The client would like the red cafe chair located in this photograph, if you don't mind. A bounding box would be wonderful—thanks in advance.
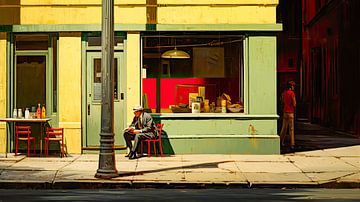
[141,123,164,157]
[15,126,36,156]
[45,127,65,157]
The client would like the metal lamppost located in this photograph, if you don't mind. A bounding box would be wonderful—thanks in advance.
[95,0,118,179]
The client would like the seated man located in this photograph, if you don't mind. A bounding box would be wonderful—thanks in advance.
[123,105,157,159]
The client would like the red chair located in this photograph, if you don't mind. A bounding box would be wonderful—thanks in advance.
[141,123,164,157]
[15,126,36,156]
[44,128,65,157]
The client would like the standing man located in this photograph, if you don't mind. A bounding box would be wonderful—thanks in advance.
[280,81,296,150]
[123,106,156,159]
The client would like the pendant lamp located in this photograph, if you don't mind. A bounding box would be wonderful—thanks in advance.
[161,47,190,59]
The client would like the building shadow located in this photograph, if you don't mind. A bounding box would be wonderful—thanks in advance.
[281,121,360,154]
[117,160,234,177]
[161,130,174,155]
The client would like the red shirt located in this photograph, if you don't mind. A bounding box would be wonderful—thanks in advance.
[283,89,295,113]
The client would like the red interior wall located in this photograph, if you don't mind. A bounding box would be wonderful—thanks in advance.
[143,78,239,109]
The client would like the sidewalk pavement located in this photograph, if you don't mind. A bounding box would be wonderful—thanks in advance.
[0,145,359,189]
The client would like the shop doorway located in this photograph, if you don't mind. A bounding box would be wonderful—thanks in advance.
[85,52,126,148]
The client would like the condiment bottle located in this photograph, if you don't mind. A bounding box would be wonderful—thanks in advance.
[41,104,46,118]
[13,109,17,118]
[204,99,210,113]
[36,103,42,118]
[18,108,23,118]
[25,108,30,119]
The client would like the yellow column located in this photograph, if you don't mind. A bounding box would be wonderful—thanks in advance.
[126,32,141,125]
[58,32,82,154]
[0,33,7,153]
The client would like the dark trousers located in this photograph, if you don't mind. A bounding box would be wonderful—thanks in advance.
[123,132,155,153]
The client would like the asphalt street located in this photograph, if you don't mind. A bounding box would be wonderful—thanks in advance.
[0,189,360,202]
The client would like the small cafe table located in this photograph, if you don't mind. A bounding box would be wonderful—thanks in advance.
[0,118,51,157]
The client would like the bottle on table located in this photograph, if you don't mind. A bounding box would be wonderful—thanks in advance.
[25,108,30,119]
[36,103,42,119]
[13,109,17,118]
[204,99,210,113]
[18,108,23,118]
[42,104,46,118]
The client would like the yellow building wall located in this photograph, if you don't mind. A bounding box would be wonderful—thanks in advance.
[158,6,276,24]
[126,32,141,126]
[19,0,146,24]
[58,33,82,153]
[157,0,277,24]
[0,33,7,153]
[20,7,146,25]
[2,0,277,25]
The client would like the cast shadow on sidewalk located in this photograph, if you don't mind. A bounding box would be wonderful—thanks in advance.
[117,160,234,178]
[281,121,360,154]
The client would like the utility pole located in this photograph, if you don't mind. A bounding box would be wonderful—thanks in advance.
[95,0,118,179]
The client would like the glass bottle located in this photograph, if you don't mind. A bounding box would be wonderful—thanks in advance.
[25,108,30,119]
[42,104,46,118]
[204,99,210,113]
[36,103,42,119]
[13,109,17,118]
[18,108,23,118]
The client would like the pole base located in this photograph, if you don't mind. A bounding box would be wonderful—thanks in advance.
[95,170,119,179]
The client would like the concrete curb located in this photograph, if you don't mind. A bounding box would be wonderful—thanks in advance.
[1,181,359,189]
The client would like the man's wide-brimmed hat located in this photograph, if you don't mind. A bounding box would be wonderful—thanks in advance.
[133,105,143,112]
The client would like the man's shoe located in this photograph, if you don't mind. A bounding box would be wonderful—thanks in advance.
[129,152,137,160]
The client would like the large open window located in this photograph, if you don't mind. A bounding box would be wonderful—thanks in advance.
[142,33,244,113]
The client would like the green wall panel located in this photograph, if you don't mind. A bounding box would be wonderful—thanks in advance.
[158,119,277,136]
[248,36,277,115]
[162,137,279,155]
[151,117,279,154]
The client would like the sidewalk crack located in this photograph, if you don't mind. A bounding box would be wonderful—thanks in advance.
[286,156,315,183]
[52,155,82,185]
[337,156,360,170]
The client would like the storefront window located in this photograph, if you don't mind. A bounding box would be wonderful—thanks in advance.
[16,56,46,110]
[14,34,58,115]
[142,34,244,113]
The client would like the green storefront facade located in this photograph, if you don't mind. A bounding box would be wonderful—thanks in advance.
[0,1,281,155]
[150,34,280,154]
